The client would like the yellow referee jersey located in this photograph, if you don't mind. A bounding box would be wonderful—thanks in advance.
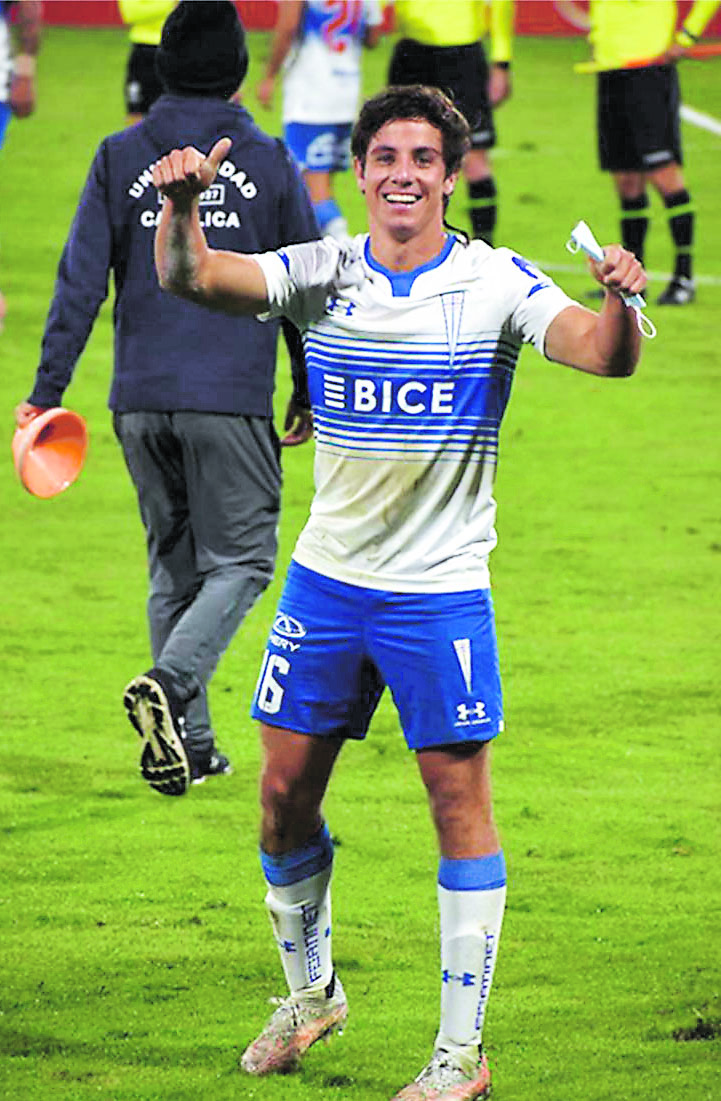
[393,0,514,63]
[588,0,719,71]
[118,0,176,46]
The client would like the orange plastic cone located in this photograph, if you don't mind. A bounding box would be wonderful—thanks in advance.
[12,408,88,498]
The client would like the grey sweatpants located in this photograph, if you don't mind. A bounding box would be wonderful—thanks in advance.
[114,411,281,755]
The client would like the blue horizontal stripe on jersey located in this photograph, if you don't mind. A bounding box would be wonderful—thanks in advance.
[304,338,520,372]
[315,414,500,432]
[313,442,499,463]
[306,352,518,376]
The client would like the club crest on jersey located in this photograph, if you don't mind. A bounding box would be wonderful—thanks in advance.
[440,291,466,368]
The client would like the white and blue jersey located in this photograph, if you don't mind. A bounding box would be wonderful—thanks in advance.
[255,233,575,594]
[282,0,383,125]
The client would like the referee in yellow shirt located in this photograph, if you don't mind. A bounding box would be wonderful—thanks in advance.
[586,0,719,305]
[389,0,513,245]
[119,0,176,125]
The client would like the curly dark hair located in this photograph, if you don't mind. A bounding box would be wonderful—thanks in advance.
[351,84,471,178]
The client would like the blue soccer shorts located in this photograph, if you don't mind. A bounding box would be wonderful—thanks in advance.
[283,121,352,174]
[250,561,503,751]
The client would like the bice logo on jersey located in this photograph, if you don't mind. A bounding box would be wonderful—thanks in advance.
[323,372,455,415]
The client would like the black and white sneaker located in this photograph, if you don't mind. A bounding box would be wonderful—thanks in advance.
[190,748,233,785]
[656,276,695,305]
[123,668,190,796]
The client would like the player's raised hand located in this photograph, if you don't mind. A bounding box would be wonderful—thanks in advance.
[152,137,232,204]
[589,245,647,299]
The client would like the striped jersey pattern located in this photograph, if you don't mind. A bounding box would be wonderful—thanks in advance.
[256,234,574,592]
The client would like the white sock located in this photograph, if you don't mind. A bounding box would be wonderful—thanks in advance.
[260,820,335,1001]
[435,852,507,1054]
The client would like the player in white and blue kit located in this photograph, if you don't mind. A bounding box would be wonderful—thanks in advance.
[256,0,383,238]
[152,85,647,1100]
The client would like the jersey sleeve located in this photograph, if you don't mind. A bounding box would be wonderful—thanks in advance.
[253,237,365,328]
[495,249,576,355]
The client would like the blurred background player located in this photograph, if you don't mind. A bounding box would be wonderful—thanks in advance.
[584,0,720,305]
[14,0,319,796]
[388,0,513,245]
[0,0,41,329]
[256,0,384,240]
[118,0,175,126]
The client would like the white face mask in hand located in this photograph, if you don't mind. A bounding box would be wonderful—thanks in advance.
[566,220,656,338]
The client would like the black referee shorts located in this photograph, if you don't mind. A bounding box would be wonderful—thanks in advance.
[597,64,682,173]
[389,38,495,149]
[124,42,164,116]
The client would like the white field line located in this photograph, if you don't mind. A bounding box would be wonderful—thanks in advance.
[681,104,721,138]
[534,262,721,287]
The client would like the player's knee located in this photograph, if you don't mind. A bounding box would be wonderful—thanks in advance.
[260,766,319,841]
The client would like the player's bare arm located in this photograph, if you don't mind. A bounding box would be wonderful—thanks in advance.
[153,137,270,316]
[545,245,646,377]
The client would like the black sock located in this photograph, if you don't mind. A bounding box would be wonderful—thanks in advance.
[620,193,649,264]
[663,188,694,280]
[468,177,497,245]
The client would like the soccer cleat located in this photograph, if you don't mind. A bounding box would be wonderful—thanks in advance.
[656,275,695,305]
[390,1048,492,1101]
[123,668,190,796]
[240,974,348,1076]
[189,747,232,785]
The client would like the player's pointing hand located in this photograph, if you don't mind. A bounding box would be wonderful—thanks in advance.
[153,137,232,205]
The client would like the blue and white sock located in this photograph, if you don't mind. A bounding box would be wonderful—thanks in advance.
[261,823,334,996]
[435,851,507,1055]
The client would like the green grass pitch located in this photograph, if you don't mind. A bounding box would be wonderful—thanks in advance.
[1,25,720,1101]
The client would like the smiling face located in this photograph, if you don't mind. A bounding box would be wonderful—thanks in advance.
[354,118,459,259]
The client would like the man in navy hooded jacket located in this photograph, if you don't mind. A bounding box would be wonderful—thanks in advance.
[15,1,320,796]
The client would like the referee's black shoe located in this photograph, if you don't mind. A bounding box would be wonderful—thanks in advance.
[657,276,695,305]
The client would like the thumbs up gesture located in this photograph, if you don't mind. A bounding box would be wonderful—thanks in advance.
[152,137,233,205]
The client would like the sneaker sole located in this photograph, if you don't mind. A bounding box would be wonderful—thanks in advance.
[240,1001,348,1076]
[391,1056,491,1101]
[123,675,190,797]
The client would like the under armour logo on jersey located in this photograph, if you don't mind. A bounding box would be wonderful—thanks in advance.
[453,637,472,692]
[328,295,356,317]
[441,291,466,368]
[442,970,476,986]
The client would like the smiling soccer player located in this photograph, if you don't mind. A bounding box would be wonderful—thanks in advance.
[152,84,647,1100]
